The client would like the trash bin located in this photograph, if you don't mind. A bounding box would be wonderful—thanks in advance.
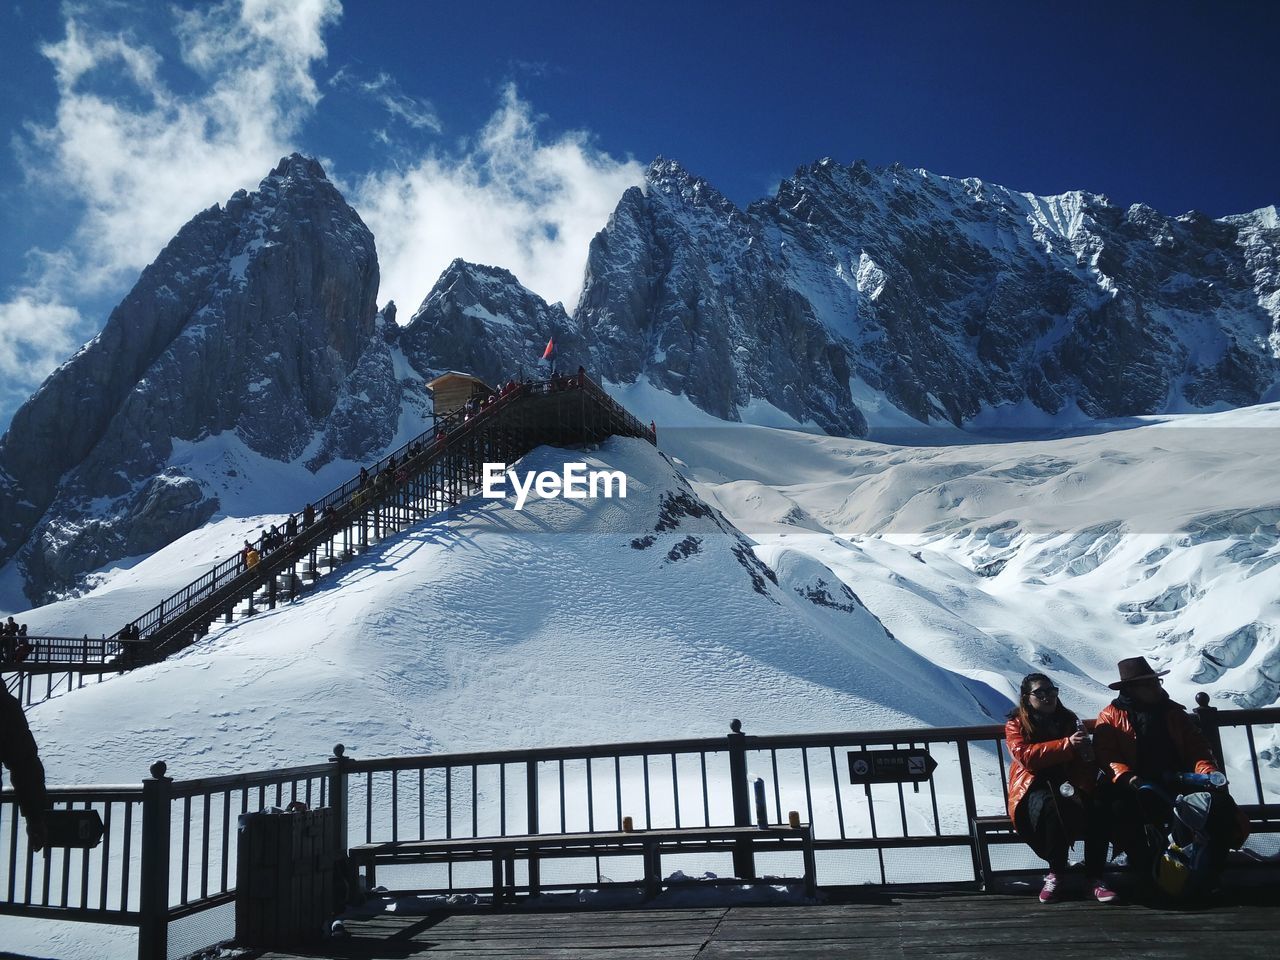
[235,807,335,949]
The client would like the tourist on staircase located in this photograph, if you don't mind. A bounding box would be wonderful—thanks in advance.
[1004,673,1116,904]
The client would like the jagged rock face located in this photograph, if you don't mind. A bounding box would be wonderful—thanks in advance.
[399,259,583,388]
[576,158,1280,428]
[576,166,866,435]
[0,154,383,602]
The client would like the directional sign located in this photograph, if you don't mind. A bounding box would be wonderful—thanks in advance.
[43,809,105,849]
[848,749,938,784]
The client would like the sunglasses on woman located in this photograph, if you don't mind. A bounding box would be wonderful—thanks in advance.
[1029,687,1058,700]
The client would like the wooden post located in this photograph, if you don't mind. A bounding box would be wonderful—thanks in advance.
[1194,693,1226,768]
[526,761,540,895]
[328,744,354,903]
[727,720,756,880]
[957,740,985,887]
[138,761,172,960]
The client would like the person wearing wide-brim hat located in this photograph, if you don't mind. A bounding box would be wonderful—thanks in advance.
[1105,656,1170,691]
[1093,656,1248,880]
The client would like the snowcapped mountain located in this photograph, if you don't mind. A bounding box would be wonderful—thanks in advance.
[0,155,431,604]
[397,258,582,388]
[3,150,1277,604]
[574,160,867,436]
[14,407,1280,776]
[575,157,1279,430]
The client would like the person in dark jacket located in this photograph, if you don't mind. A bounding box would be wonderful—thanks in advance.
[1094,656,1249,880]
[1005,673,1116,903]
[1,684,47,851]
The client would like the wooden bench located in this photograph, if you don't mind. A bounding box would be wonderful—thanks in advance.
[971,804,1280,890]
[350,824,817,902]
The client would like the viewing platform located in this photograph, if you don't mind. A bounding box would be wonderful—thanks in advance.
[241,883,1280,960]
[3,708,1276,960]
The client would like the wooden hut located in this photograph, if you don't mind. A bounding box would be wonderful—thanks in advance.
[426,372,496,417]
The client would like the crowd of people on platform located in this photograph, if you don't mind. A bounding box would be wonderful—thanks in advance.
[1005,656,1250,905]
[2,616,32,662]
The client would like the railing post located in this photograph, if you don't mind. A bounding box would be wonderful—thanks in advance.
[956,740,985,886]
[328,744,355,902]
[526,760,541,894]
[138,760,172,960]
[727,719,756,880]
[1194,692,1226,768]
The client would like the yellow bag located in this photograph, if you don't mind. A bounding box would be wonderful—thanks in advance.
[1154,843,1190,897]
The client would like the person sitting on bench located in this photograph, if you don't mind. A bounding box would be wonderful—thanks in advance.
[1005,672,1116,904]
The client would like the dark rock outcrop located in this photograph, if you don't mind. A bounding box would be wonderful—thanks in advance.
[0,154,387,602]
[572,158,1280,430]
[398,259,582,388]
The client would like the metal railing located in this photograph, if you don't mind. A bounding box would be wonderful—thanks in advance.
[1,635,150,704]
[6,698,1271,959]
[1,635,125,667]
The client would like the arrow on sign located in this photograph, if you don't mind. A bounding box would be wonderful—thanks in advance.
[847,749,939,784]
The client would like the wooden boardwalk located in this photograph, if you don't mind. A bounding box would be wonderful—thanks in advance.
[239,880,1280,960]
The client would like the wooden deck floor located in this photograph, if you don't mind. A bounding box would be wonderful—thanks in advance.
[239,879,1280,960]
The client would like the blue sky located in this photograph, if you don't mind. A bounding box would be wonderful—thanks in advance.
[1,0,1277,433]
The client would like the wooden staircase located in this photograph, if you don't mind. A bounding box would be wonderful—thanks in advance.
[2,375,655,705]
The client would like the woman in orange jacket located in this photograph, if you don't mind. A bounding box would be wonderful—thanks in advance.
[1005,673,1116,903]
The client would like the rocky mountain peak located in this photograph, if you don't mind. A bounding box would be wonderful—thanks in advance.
[269,151,329,181]
[0,153,388,603]
[645,156,739,219]
[573,155,1280,431]
[399,259,577,392]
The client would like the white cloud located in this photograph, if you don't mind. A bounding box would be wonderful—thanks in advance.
[28,0,340,292]
[350,85,645,315]
[0,0,340,421]
[0,293,81,405]
[330,67,441,132]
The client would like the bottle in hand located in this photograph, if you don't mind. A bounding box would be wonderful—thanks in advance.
[1075,719,1094,762]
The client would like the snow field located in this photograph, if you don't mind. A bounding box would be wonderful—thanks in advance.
[5,398,1280,958]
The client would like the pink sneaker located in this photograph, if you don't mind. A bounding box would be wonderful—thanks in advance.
[1090,878,1118,903]
[1038,872,1059,903]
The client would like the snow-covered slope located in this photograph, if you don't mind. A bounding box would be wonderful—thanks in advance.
[662,401,1280,717]
[5,402,1279,960]
[21,437,1006,789]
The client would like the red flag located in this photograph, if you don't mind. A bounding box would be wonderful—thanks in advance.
[541,337,556,360]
